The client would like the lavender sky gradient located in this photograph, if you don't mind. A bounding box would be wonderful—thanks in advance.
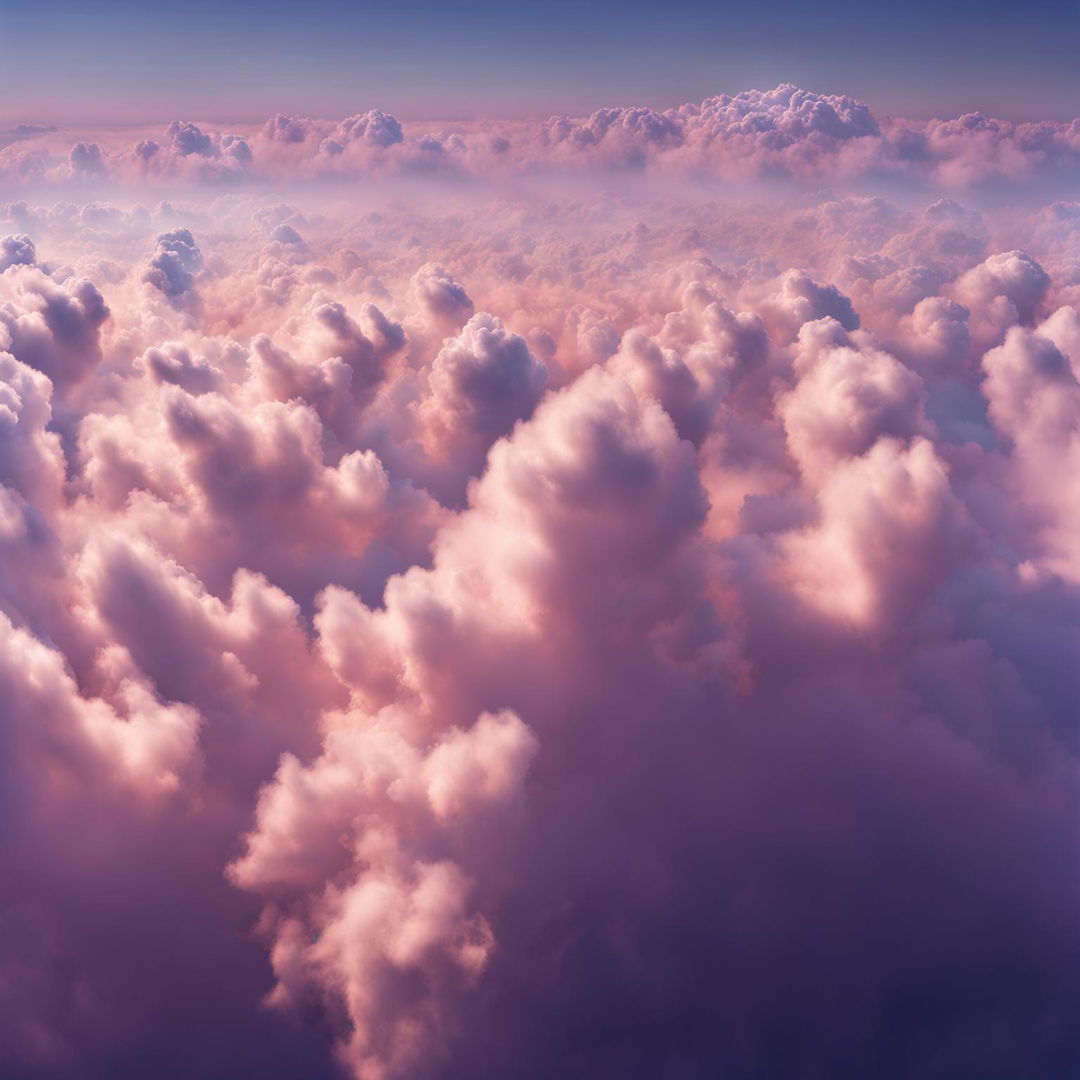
[2,0,1079,122]
[1,4,1080,1080]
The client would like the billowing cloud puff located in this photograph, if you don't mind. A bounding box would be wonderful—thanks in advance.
[332,109,405,149]
[981,317,1080,580]
[0,264,108,389]
[780,317,927,478]
[141,341,224,394]
[764,268,861,338]
[411,262,474,326]
[0,91,1078,1080]
[68,141,107,179]
[543,106,683,168]
[167,120,215,158]
[679,82,880,141]
[0,232,36,270]
[262,113,313,144]
[221,133,253,164]
[230,707,536,1079]
[417,312,548,499]
[144,227,204,306]
[953,249,1051,350]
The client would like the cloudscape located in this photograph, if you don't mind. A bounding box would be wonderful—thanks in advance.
[1,3,1079,1078]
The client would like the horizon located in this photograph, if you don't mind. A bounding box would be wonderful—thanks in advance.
[5,84,1079,131]
[2,0,1079,124]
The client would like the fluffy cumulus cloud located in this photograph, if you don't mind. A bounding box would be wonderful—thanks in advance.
[0,82,1078,1080]
[144,228,204,306]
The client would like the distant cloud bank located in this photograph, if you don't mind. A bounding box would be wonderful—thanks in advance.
[4,85,1080,190]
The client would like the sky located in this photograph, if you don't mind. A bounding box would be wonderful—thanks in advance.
[2,0,1079,123]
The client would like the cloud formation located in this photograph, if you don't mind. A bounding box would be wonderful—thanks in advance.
[6,84,1080,191]
[0,83,1079,1080]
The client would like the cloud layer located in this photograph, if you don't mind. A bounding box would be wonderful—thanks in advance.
[1,85,1079,1080]
[6,85,1080,192]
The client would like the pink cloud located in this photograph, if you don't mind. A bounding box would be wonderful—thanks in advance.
[0,83,1078,1080]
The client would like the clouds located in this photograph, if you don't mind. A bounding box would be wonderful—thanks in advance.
[981,316,1080,581]
[0,86,1078,1080]
[417,312,548,500]
[166,120,216,158]
[680,83,882,142]
[68,141,107,178]
[411,263,474,327]
[6,84,1080,191]
[230,707,535,1080]
[262,113,313,144]
[144,228,204,306]
[0,232,36,270]
[779,317,927,479]
[333,109,405,149]
[0,263,109,390]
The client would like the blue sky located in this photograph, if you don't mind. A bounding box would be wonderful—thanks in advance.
[1,0,1078,122]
